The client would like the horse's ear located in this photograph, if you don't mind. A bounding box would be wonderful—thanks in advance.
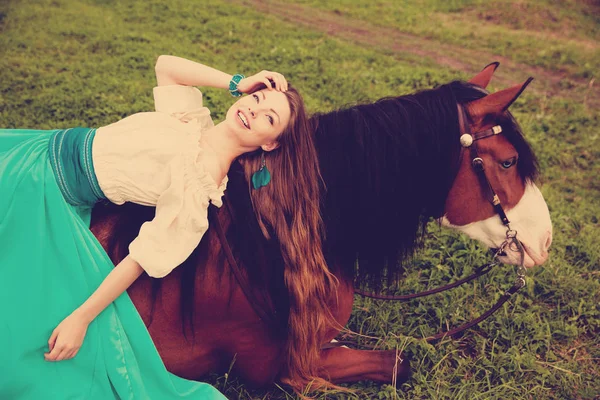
[468,62,500,89]
[467,77,534,123]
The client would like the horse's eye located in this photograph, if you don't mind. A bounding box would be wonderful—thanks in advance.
[501,157,517,169]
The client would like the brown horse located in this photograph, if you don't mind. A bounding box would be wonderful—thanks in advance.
[89,64,552,392]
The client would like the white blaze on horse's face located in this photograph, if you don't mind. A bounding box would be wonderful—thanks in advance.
[441,183,552,267]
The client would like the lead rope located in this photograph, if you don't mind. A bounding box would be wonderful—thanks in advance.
[342,230,526,346]
[423,227,525,342]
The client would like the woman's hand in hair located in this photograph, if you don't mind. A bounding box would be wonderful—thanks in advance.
[237,70,288,93]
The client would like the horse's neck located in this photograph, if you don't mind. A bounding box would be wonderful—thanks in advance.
[313,96,459,284]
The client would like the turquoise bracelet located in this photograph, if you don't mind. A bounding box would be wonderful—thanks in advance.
[229,74,245,97]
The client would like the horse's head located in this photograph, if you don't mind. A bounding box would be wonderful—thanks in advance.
[442,63,552,268]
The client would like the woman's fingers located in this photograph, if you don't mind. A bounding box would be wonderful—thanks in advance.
[241,70,288,92]
[44,330,76,361]
[65,348,79,360]
[55,346,72,361]
[271,76,280,91]
[44,343,62,361]
[283,75,288,91]
[261,70,284,91]
[47,329,58,351]
[262,78,273,90]
[45,343,78,361]
[274,75,283,91]
[274,72,287,92]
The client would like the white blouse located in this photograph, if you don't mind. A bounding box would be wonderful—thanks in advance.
[92,85,228,278]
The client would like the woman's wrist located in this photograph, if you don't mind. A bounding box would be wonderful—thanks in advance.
[72,307,94,325]
[229,74,245,97]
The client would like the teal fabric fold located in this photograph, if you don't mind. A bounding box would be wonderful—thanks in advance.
[0,129,226,400]
[48,127,106,206]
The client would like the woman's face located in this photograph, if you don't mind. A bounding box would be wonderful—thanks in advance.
[225,89,292,151]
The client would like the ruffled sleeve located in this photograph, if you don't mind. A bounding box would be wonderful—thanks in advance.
[128,148,225,278]
[153,85,214,131]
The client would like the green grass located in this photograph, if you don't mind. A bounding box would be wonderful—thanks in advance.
[284,0,600,79]
[1,0,598,398]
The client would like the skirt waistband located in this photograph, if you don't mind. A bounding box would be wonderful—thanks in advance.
[48,128,106,206]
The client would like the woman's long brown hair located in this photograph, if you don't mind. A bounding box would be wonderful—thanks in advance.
[238,85,340,393]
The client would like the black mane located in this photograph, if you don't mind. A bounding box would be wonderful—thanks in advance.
[311,80,538,287]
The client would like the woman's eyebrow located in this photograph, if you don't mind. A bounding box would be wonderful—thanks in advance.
[270,108,280,124]
[261,91,280,123]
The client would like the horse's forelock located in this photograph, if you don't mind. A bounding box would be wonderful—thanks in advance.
[450,81,539,183]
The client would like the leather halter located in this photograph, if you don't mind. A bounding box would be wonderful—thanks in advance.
[457,103,510,226]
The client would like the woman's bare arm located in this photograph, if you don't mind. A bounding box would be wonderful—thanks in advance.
[154,55,232,88]
[74,255,144,323]
[154,55,284,92]
[45,255,144,361]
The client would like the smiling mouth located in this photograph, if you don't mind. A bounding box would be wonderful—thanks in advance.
[237,111,250,129]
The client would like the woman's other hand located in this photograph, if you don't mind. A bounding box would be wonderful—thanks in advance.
[237,70,288,93]
[43,255,144,362]
[44,312,90,362]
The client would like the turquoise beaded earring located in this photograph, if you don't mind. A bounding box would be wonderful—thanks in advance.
[251,152,271,189]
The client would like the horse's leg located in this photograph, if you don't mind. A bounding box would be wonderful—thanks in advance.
[315,272,410,385]
[318,347,410,384]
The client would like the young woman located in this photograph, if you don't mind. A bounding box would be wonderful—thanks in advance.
[0,55,336,398]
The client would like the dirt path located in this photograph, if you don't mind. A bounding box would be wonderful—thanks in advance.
[229,0,598,108]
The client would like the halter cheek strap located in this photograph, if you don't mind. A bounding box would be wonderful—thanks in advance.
[456,103,526,280]
[456,104,510,226]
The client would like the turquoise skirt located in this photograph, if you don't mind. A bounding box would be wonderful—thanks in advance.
[0,129,226,400]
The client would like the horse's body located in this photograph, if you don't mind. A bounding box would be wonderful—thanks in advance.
[90,66,552,390]
[91,178,383,386]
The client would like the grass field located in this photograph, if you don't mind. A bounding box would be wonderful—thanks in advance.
[1,0,598,398]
